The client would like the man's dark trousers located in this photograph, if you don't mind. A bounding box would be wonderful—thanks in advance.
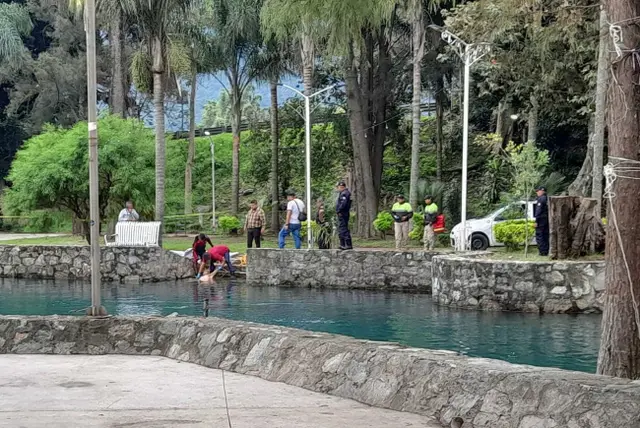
[247,228,261,248]
[536,222,549,256]
[338,214,352,249]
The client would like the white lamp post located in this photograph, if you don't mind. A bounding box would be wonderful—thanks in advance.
[278,83,336,249]
[204,131,216,231]
[430,25,490,251]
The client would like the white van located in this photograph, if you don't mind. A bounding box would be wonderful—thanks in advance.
[450,201,537,251]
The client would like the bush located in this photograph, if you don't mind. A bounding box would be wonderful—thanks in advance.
[373,212,394,238]
[409,214,424,241]
[494,220,535,251]
[218,215,240,234]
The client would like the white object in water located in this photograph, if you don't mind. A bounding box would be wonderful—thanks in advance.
[104,222,161,247]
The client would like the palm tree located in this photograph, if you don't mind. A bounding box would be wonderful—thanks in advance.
[210,0,263,215]
[0,4,32,64]
[408,0,425,211]
[119,0,194,241]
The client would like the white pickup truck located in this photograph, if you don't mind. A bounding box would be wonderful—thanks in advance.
[450,201,537,251]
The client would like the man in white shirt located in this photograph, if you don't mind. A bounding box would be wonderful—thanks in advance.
[278,190,305,249]
[118,200,140,222]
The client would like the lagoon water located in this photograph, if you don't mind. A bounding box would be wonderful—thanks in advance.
[0,279,601,373]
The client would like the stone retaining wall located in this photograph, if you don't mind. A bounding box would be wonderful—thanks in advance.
[247,248,438,291]
[0,315,638,428]
[0,246,193,282]
[432,255,606,313]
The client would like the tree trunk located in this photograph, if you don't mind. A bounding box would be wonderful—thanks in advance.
[370,31,389,200]
[591,8,609,215]
[568,116,595,196]
[270,78,280,232]
[549,196,605,260]
[345,48,377,238]
[409,9,424,210]
[597,0,640,379]
[301,32,314,96]
[110,10,126,117]
[436,76,445,181]
[230,86,241,215]
[495,101,504,135]
[152,36,165,246]
[527,95,538,142]
[184,70,197,215]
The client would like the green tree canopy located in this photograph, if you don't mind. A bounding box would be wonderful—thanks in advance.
[4,116,156,228]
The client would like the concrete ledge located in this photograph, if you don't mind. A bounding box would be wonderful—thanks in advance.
[432,254,606,313]
[0,315,638,427]
[0,245,193,282]
[247,248,440,291]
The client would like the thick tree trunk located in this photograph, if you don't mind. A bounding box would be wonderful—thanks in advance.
[345,48,376,238]
[270,78,280,232]
[597,0,640,379]
[152,36,165,246]
[409,10,424,210]
[568,116,595,196]
[591,8,609,215]
[184,71,197,215]
[370,32,389,200]
[436,76,445,181]
[549,196,605,260]
[230,87,241,215]
[528,95,538,142]
[110,11,126,117]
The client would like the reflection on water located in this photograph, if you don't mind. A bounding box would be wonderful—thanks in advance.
[0,278,601,373]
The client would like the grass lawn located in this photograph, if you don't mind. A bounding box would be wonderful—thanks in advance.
[0,233,430,253]
[486,247,605,262]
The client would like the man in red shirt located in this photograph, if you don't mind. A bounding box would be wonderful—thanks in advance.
[196,245,235,278]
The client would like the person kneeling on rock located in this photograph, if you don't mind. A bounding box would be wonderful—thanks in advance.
[197,245,236,280]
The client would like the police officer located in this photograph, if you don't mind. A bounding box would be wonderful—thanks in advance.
[534,186,549,256]
[335,181,353,250]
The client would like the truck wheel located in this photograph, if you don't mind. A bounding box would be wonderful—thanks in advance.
[471,233,489,251]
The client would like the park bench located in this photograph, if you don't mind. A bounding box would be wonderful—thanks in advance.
[104,221,161,247]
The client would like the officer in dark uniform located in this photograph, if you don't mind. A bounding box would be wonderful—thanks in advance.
[335,181,353,250]
[534,186,549,256]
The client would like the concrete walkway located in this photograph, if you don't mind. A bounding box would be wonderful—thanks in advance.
[0,233,65,241]
[0,355,439,428]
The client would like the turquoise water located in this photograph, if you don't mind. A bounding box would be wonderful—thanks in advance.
[0,279,601,373]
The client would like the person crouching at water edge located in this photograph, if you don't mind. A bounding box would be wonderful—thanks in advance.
[192,233,213,271]
[196,245,236,281]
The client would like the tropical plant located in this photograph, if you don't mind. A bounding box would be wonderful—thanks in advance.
[218,215,241,234]
[119,0,195,241]
[494,220,535,252]
[373,211,394,239]
[0,4,32,65]
[409,214,425,241]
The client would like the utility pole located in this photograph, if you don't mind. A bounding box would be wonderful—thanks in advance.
[279,83,336,249]
[429,25,490,251]
[84,0,105,316]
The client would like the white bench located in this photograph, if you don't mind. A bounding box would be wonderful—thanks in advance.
[104,221,161,247]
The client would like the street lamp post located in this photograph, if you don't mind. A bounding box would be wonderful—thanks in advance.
[205,131,216,231]
[430,25,490,252]
[84,0,105,315]
[278,83,336,249]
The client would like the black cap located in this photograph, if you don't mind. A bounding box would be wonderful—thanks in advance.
[536,186,547,192]
[424,195,433,200]
[397,194,405,199]
[285,189,296,196]
[336,181,346,187]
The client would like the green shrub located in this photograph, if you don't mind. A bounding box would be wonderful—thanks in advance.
[409,214,424,241]
[24,211,72,233]
[373,212,394,238]
[218,215,240,234]
[494,220,535,251]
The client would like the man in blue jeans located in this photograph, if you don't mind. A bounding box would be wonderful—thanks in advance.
[279,190,305,249]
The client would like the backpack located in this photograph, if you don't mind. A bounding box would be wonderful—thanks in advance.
[294,199,307,222]
[433,214,446,234]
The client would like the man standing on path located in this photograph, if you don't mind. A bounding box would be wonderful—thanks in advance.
[391,195,413,249]
[422,195,439,251]
[244,200,265,248]
[279,190,305,249]
[534,186,550,256]
[336,181,353,250]
[118,200,139,222]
